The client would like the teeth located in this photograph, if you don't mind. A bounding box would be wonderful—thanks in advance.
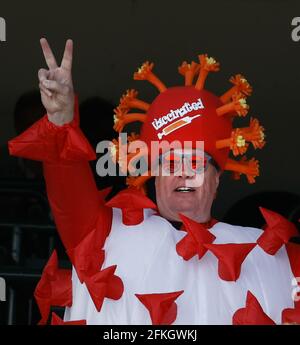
[175,187,195,192]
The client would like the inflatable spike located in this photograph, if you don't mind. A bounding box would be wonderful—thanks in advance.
[224,156,259,184]
[126,174,152,194]
[178,61,200,86]
[113,106,147,133]
[127,132,140,142]
[220,74,252,104]
[239,117,266,149]
[216,93,249,117]
[216,129,249,156]
[216,118,265,155]
[195,54,220,90]
[119,89,150,112]
[134,61,167,93]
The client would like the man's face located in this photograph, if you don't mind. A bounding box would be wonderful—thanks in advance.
[155,161,221,223]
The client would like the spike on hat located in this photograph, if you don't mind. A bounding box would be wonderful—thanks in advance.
[119,89,150,112]
[220,74,253,104]
[134,61,167,93]
[111,53,266,192]
[195,54,220,90]
[178,61,200,86]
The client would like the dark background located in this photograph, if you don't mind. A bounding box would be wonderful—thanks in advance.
[0,0,300,325]
[1,0,300,218]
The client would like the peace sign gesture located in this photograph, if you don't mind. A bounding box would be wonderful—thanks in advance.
[38,38,75,126]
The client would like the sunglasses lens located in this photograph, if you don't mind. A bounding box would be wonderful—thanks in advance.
[162,154,181,173]
[160,151,212,174]
[190,156,207,170]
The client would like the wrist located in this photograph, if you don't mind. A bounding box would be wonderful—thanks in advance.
[47,111,74,126]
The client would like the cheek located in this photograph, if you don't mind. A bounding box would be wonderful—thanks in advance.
[155,177,173,201]
[196,173,218,199]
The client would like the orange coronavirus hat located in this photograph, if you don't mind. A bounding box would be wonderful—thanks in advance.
[110,54,266,192]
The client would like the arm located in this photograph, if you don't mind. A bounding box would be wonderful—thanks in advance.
[8,38,112,252]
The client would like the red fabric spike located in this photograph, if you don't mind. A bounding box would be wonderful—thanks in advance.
[204,243,256,281]
[84,265,124,312]
[67,229,123,312]
[285,242,300,308]
[135,290,184,325]
[233,291,276,325]
[257,207,299,255]
[176,214,216,260]
[51,312,86,325]
[67,229,105,284]
[286,242,300,280]
[105,188,157,225]
[282,307,300,324]
[34,251,72,325]
[8,96,96,163]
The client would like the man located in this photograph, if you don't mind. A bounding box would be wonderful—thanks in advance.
[8,38,300,325]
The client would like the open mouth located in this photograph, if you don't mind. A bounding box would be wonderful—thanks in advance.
[174,186,195,193]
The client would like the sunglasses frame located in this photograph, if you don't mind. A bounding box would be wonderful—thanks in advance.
[158,149,212,176]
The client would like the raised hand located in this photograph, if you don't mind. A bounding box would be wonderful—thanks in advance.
[38,38,75,126]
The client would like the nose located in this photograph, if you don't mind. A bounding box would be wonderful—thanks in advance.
[178,163,196,179]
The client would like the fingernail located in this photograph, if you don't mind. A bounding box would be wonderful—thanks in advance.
[43,80,49,86]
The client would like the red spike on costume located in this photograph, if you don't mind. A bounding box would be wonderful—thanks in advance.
[105,188,157,225]
[67,231,123,312]
[34,251,72,325]
[285,242,300,308]
[134,61,167,93]
[51,312,86,325]
[257,207,299,255]
[282,308,300,324]
[135,290,184,325]
[232,291,276,325]
[67,229,106,283]
[204,243,256,281]
[84,265,124,312]
[176,214,216,260]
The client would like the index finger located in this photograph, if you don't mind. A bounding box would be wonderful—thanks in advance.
[61,39,73,71]
[40,38,58,69]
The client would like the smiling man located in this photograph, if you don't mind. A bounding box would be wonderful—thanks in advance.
[8,38,300,325]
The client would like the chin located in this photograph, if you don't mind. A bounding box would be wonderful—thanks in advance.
[174,203,198,215]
